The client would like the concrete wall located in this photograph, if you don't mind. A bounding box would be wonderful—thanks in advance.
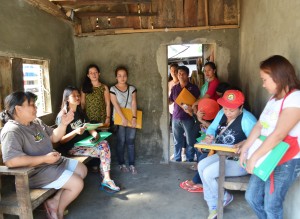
[0,0,76,124]
[239,1,300,218]
[74,29,239,163]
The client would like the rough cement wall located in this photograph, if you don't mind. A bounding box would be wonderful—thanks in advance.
[0,0,76,124]
[239,1,300,218]
[74,29,239,163]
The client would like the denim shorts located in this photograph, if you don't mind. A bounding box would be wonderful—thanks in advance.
[42,159,78,189]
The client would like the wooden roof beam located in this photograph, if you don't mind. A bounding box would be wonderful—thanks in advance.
[25,0,71,22]
[76,12,157,18]
[50,0,152,6]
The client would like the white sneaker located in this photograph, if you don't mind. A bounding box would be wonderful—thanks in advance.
[170,154,175,160]
[181,154,187,162]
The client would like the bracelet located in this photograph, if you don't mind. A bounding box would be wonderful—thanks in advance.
[106,116,110,119]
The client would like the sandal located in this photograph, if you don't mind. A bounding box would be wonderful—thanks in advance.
[179,180,195,191]
[119,164,129,173]
[101,179,120,192]
[188,185,203,193]
[129,165,137,174]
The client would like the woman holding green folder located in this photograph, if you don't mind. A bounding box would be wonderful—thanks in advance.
[56,86,120,192]
[240,55,300,219]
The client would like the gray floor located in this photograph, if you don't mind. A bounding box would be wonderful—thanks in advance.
[30,162,256,219]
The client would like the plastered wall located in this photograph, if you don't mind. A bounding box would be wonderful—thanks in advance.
[74,29,239,163]
[0,0,76,124]
[239,0,300,218]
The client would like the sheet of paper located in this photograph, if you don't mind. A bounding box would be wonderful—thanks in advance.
[247,138,271,167]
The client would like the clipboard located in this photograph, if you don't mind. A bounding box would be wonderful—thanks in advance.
[175,87,197,107]
[114,108,142,129]
[74,132,112,147]
[246,135,290,181]
[194,143,237,153]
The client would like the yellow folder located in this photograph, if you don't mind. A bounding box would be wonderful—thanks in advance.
[175,87,197,107]
[194,143,237,153]
[114,108,142,129]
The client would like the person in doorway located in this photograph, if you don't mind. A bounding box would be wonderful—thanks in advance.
[110,66,138,174]
[56,86,120,192]
[239,55,300,219]
[198,90,257,219]
[0,91,86,219]
[169,65,200,162]
[168,63,187,162]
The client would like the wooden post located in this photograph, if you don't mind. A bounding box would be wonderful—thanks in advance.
[217,152,226,219]
[15,175,34,219]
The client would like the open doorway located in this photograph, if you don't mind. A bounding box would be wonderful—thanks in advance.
[167,43,215,161]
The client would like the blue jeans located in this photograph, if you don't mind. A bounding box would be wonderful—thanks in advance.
[172,118,199,161]
[245,158,300,219]
[198,154,248,210]
[116,126,136,166]
[192,151,209,184]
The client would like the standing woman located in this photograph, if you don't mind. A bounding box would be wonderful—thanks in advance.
[0,91,86,219]
[110,66,138,174]
[81,64,111,125]
[240,55,300,219]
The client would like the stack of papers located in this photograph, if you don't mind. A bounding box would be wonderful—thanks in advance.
[194,143,237,153]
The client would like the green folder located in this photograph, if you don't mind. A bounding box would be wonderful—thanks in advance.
[250,135,290,181]
[74,132,112,147]
[196,132,206,143]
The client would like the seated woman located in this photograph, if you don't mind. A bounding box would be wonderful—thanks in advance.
[56,86,120,192]
[0,91,86,219]
[197,90,257,219]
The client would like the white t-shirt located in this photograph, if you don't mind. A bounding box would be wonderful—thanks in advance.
[259,91,300,158]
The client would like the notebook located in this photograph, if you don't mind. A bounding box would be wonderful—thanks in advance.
[246,135,290,181]
[194,142,237,153]
[175,87,197,107]
[114,108,142,129]
[74,132,112,147]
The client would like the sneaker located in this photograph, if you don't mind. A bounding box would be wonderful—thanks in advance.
[119,164,129,173]
[170,154,175,160]
[129,165,137,174]
[207,209,217,219]
[223,192,234,207]
[181,154,187,162]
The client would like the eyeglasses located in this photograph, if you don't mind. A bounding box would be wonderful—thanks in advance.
[70,95,81,98]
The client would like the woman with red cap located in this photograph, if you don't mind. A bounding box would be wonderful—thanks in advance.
[198,90,257,219]
[240,55,300,219]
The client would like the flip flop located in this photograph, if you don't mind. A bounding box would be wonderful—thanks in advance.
[179,180,194,191]
[188,185,203,193]
[43,202,58,219]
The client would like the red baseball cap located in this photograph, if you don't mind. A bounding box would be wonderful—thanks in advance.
[198,98,220,120]
[217,90,245,109]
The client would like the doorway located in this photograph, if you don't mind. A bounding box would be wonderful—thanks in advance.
[167,43,215,161]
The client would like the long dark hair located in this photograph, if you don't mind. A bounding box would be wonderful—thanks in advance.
[260,55,300,98]
[82,64,100,94]
[61,86,85,121]
[0,91,36,124]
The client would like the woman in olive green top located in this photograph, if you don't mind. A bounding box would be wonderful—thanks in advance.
[81,64,111,125]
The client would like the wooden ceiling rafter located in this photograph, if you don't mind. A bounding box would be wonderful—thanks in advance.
[50,0,152,6]
[76,11,157,18]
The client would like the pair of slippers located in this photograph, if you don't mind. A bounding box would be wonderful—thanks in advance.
[179,180,203,193]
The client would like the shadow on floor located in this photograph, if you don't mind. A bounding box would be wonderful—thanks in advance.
[27,162,257,219]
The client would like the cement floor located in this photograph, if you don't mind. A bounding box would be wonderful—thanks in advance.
[31,162,256,219]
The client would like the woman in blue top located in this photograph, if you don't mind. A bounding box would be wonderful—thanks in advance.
[198,90,257,219]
